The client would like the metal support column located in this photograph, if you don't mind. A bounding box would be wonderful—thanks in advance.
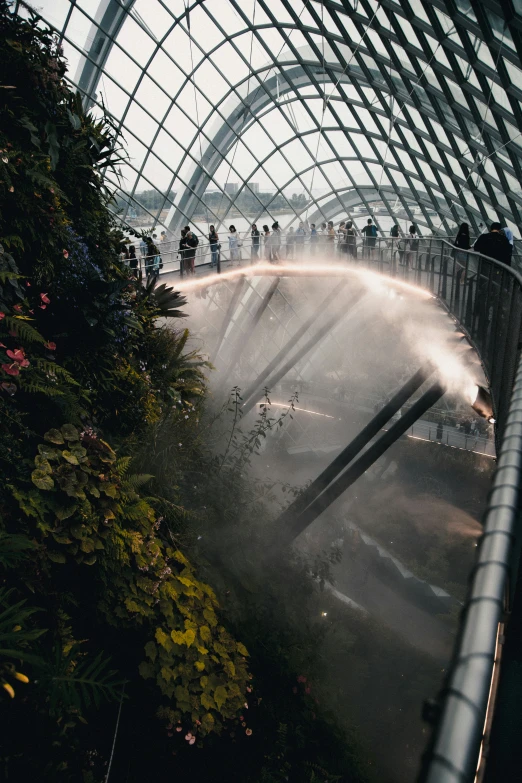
[276,364,435,529]
[241,288,363,416]
[221,277,280,382]
[211,276,247,363]
[277,380,446,547]
[240,281,349,406]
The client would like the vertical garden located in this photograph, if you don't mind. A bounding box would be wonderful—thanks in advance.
[0,4,376,781]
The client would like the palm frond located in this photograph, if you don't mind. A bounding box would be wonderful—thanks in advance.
[43,645,126,714]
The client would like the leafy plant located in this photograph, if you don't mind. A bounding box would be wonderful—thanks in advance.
[41,645,125,718]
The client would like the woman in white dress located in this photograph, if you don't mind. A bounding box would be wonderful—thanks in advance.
[228,225,241,265]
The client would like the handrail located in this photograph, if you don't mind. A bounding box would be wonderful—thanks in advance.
[158,235,522,783]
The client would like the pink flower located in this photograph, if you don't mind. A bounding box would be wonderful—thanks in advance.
[26,281,31,287]
[40,293,50,304]
[167,732,173,737]
[2,363,19,376]
[44,341,56,351]
[184,733,195,745]
[39,305,47,310]
[0,312,4,320]
[0,343,5,348]
[246,728,252,736]
[6,348,25,362]
[63,250,69,259]
[175,727,182,733]
[12,304,22,313]
[239,716,244,721]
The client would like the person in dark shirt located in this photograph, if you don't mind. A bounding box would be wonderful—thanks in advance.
[474,222,512,265]
[251,224,260,261]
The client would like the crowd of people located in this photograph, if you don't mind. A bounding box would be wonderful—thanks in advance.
[120,217,517,278]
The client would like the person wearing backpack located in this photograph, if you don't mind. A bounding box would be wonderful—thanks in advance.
[361,218,377,258]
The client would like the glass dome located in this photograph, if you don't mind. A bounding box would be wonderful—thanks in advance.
[17,0,522,238]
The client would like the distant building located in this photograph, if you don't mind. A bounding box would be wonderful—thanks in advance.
[248,181,260,193]
[224,182,238,194]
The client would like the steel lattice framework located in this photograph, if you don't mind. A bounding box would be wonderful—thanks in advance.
[16,0,522,238]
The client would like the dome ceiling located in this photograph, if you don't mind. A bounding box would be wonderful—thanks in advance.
[19,0,522,237]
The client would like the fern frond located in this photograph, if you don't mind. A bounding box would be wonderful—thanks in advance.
[34,359,79,385]
[3,316,45,344]
[20,382,65,397]
[115,456,132,478]
[122,473,154,491]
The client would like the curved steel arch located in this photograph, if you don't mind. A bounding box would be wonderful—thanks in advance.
[30,0,522,241]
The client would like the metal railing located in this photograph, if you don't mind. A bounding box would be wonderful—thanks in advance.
[152,233,522,783]
[126,232,522,278]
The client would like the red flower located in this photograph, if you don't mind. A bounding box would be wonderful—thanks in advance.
[62,250,69,259]
[44,341,56,351]
[2,364,19,376]
[39,305,47,310]
[12,304,22,313]
[0,312,5,320]
[7,349,25,362]
[26,281,31,287]
[40,293,50,304]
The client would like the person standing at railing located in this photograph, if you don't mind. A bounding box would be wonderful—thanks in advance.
[228,225,241,266]
[310,223,318,255]
[407,224,418,267]
[452,223,470,296]
[346,221,356,259]
[295,222,306,259]
[390,223,399,238]
[271,222,281,261]
[361,218,377,259]
[128,245,138,276]
[262,225,272,262]
[251,223,260,262]
[139,236,148,270]
[337,222,346,257]
[473,222,512,265]
[145,237,159,280]
[178,229,188,276]
[209,225,220,268]
[184,229,198,275]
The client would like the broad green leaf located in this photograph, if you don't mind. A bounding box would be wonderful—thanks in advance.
[31,469,55,491]
[237,642,249,657]
[44,428,64,445]
[47,550,66,564]
[213,685,228,710]
[144,641,157,662]
[60,424,79,442]
[61,451,79,465]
